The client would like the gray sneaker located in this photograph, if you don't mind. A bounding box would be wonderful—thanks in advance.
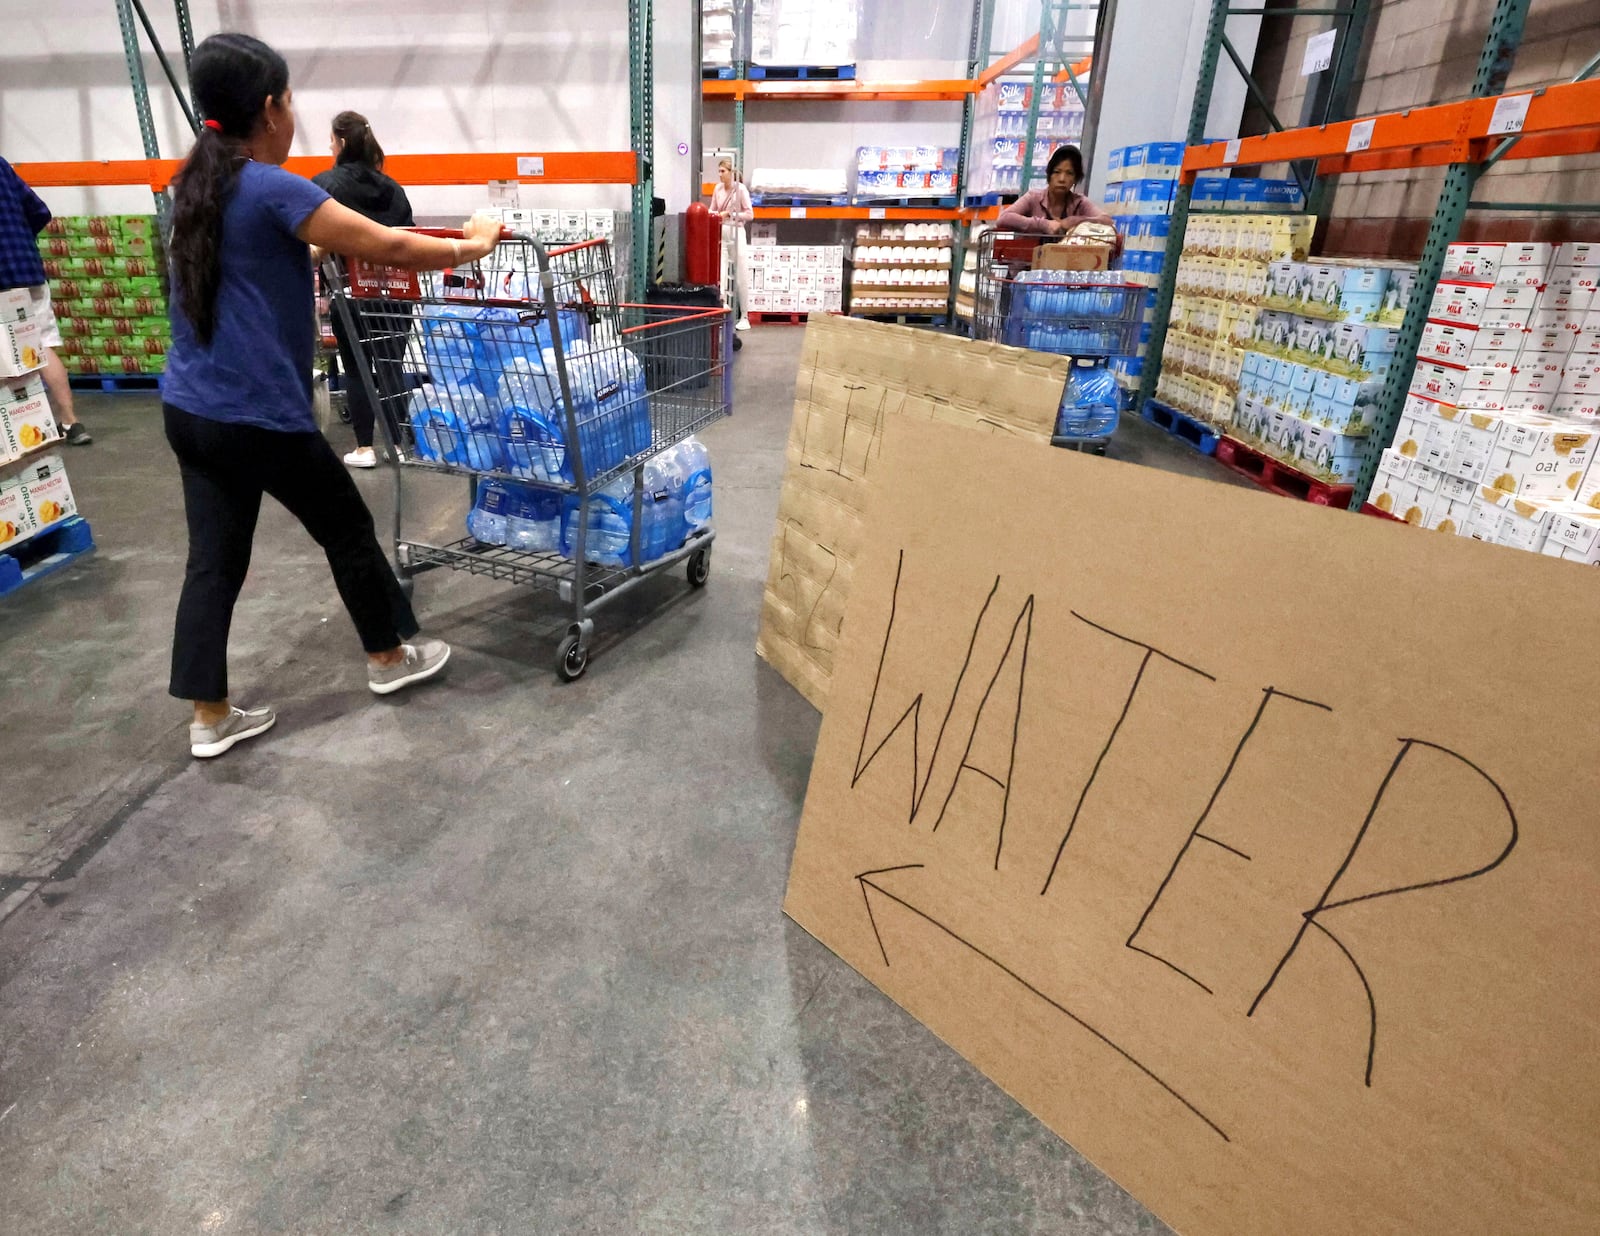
[190,704,276,758]
[368,637,451,696]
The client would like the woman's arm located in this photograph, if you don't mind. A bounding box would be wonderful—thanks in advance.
[298,199,499,271]
[734,183,754,226]
[996,190,1053,234]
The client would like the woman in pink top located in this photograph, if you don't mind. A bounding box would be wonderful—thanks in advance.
[997,145,1115,242]
[710,158,754,330]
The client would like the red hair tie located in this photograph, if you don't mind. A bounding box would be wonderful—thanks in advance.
[203,119,222,131]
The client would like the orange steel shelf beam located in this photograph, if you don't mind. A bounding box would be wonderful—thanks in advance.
[748,205,1002,221]
[16,151,638,192]
[702,79,976,102]
[976,34,1039,89]
[1052,55,1094,84]
[1180,77,1600,181]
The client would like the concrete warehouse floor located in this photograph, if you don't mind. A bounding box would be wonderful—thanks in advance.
[0,328,1238,1234]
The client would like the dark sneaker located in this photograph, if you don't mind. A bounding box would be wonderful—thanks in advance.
[190,704,276,758]
[367,638,451,696]
[62,422,92,446]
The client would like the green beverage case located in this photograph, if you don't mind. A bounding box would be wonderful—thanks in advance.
[124,276,165,298]
[123,296,165,317]
[137,315,170,338]
[114,235,155,259]
[77,255,160,279]
[68,234,122,259]
[115,215,155,239]
[37,235,76,260]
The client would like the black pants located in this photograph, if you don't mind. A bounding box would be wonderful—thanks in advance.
[165,403,419,701]
[332,300,412,449]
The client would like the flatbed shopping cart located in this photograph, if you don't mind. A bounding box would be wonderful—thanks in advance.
[327,230,733,680]
[972,230,1142,452]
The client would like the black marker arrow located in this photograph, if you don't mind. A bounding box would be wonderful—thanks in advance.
[854,864,1230,1142]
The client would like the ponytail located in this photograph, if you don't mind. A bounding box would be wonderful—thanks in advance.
[168,32,290,346]
[332,110,385,171]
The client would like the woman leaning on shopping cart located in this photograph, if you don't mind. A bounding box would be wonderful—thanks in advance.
[162,32,501,759]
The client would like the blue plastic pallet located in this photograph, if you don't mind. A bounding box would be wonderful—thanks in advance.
[750,193,850,207]
[1142,399,1219,456]
[748,64,856,80]
[854,195,959,209]
[69,372,163,393]
[701,65,737,79]
[963,192,1010,208]
[0,516,95,598]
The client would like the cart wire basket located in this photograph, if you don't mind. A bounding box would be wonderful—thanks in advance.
[326,229,734,680]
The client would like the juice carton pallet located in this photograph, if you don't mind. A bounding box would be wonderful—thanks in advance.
[748,64,856,80]
[701,65,737,80]
[1214,436,1355,507]
[69,372,163,393]
[0,516,95,598]
[853,195,960,209]
[750,193,851,207]
[1141,399,1219,456]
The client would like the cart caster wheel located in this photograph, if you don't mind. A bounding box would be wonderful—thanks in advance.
[687,548,711,588]
[733,335,743,352]
[557,632,590,682]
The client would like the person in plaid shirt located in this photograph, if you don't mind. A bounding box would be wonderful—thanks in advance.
[0,158,91,445]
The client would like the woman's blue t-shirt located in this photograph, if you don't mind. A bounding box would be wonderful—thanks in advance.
[164,161,331,433]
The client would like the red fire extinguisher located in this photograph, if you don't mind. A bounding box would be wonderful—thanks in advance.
[684,201,721,288]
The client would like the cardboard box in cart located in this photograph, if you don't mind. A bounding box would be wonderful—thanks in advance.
[0,316,46,379]
[0,471,35,547]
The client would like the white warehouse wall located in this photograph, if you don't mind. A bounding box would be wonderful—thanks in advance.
[1,0,691,223]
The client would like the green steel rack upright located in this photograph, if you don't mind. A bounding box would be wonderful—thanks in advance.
[1136,0,1375,419]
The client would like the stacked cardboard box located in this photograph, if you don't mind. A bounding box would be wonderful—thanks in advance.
[849,223,950,317]
[36,215,167,376]
[473,207,633,300]
[0,292,80,553]
[965,77,1086,199]
[1156,212,1318,433]
[747,245,843,315]
[1367,241,1600,559]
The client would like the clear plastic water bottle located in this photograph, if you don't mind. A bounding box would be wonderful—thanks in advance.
[504,484,562,553]
[467,478,510,545]
[1057,358,1120,439]
[675,438,713,530]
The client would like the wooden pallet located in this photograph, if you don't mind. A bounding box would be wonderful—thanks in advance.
[1213,436,1355,507]
[0,516,95,597]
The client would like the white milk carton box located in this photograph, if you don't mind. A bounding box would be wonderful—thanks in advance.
[1410,360,1466,405]
[1428,280,1493,328]
[1512,356,1567,395]
[1494,242,1554,286]
[1443,243,1503,283]
[559,209,590,238]
[1437,407,1505,483]
[0,373,57,464]
[1555,242,1600,269]
[1479,282,1539,331]
[0,287,33,325]
[1463,485,1515,541]
[1496,495,1563,553]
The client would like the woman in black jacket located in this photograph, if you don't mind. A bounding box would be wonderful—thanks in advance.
[314,111,415,469]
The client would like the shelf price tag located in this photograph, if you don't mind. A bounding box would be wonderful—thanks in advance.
[1301,29,1337,76]
[790,207,808,219]
[1223,138,1242,165]
[1345,118,1376,153]
[1487,93,1532,136]
[515,156,546,177]
[869,207,886,220]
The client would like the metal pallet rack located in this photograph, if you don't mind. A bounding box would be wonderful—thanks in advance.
[27,0,657,302]
[1136,0,1600,509]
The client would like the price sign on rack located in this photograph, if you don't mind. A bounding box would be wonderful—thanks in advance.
[869,207,887,220]
[1488,93,1532,135]
[1224,138,1242,165]
[1345,119,1376,153]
